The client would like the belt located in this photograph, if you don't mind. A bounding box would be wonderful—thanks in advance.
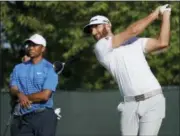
[124,89,162,102]
[23,108,47,116]
[33,108,46,113]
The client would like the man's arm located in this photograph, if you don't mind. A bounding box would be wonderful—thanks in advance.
[144,10,171,53]
[27,67,58,103]
[112,7,159,48]
[27,89,52,103]
[10,86,31,108]
[10,86,52,104]
[9,86,19,108]
[9,86,21,97]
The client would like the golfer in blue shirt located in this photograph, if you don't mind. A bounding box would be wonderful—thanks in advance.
[9,34,58,136]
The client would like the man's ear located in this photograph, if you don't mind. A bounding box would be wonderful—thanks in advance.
[105,24,112,31]
[42,46,46,53]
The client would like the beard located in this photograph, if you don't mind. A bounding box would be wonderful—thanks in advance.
[94,26,109,40]
[101,26,109,38]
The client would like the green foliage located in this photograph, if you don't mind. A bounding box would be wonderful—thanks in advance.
[1,1,179,90]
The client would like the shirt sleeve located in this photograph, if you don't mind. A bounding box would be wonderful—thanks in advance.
[10,66,18,87]
[139,38,149,54]
[43,68,58,92]
[94,37,113,65]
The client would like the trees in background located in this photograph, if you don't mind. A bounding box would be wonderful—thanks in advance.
[1,1,179,90]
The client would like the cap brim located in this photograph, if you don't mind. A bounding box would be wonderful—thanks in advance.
[24,39,41,46]
[83,23,104,34]
[24,39,34,44]
[83,24,93,34]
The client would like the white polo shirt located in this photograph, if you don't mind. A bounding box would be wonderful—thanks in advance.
[94,36,161,97]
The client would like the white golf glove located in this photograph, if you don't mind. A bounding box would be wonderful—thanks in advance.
[159,4,171,14]
[54,108,62,120]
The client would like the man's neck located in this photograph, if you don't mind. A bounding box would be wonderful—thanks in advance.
[97,32,114,41]
[107,32,114,37]
[31,56,43,64]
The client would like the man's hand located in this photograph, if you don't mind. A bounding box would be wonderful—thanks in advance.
[153,4,171,19]
[160,4,171,15]
[17,92,32,108]
[154,6,161,19]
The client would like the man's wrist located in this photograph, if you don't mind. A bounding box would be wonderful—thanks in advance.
[16,91,22,98]
[163,11,171,16]
[163,12,171,20]
[26,95,30,100]
[150,11,159,20]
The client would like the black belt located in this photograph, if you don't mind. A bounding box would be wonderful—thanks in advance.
[23,108,47,116]
[33,108,46,113]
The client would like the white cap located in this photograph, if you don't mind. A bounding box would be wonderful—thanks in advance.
[24,34,46,47]
[83,15,111,34]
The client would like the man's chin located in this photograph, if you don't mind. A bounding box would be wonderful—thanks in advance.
[29,55,35,58]
[94,36,102,41]
[97,37,105,41]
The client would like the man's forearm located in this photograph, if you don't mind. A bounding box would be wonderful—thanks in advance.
[113,10,159,48]
[158,12,171,46]
[27,90,51,103]
[127,10,158,36]
[10,86,21,97]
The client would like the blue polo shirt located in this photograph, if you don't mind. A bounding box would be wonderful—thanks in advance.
[10,59,58,115]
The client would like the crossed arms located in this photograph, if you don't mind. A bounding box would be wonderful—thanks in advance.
[10,86,52,108]
[9,66,58,109]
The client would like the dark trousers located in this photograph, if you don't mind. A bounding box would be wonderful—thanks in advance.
[10,108,57,136]
[10,115,22,136]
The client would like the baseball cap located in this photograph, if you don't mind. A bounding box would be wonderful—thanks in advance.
[83,15,111,34]
[24,34,46,47]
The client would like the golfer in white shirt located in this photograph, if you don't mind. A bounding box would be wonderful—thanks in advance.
[83,4,171,136]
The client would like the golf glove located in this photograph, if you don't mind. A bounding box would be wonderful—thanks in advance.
[54,108,62,120]
[160,4,171,14]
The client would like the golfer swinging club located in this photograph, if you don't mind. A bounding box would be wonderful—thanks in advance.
[83,4,171,136]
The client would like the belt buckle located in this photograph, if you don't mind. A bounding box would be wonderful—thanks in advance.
[135,94,145,102]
